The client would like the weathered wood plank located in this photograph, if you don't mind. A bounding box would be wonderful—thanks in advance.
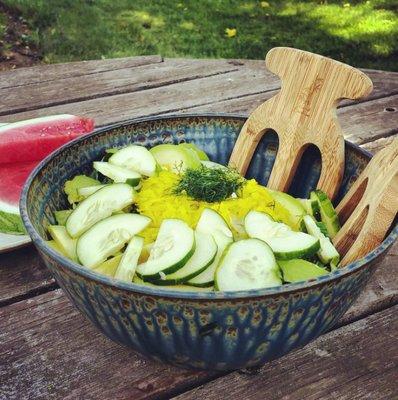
[0,55,163,89]
[0,246,54,306]
[362,134,398,154]
[173,305,398,400]
[1,289,396,400]
[0,289,217,400]
[340,241,398,325]
[2,72,397,149]
[0,67,279,125]
[0,59,247,116]
[186,92,398,145]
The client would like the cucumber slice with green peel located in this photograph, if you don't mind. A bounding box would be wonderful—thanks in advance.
[188,209,233,287]
[77,184,107,198]
[66,183,135,238]
[114,236,144,282]
[93,255,123,277]
[154,232,217,284]
[149,144,201,173]
[109,145,157,177]
[48,225,77,261]
[303,215,340,269]
[310,190,341,238]
[270,191,306,230]
[54,210,73,226]
[93,161,141,186]
[179,143,209,161]
[299,198,320,220]
[137,219,195,280]
[215,238,281,291]
[244,210,320,260]
[77,213,151,268]
[132,275,213,291]
[278,259,328,283]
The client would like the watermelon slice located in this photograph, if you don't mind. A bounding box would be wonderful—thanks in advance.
[0,161,39,234]
[0,114,94,164]
[0,114,94,235]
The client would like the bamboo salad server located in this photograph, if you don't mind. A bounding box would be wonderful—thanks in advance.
[229,47,373,200]
[229,47,398,265]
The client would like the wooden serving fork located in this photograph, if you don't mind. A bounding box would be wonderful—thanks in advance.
[333,138,398,266]
[229,47,373,200]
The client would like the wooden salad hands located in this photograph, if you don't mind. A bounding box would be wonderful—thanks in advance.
[229,47,373,200]
[230,47,398,265]
[333,137,398,266]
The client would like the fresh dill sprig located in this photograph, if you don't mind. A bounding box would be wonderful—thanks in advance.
[173,165,245,202]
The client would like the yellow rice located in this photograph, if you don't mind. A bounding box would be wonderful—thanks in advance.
[135,170,293,243]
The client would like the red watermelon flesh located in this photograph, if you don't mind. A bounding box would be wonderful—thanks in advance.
[0,160,40,214]
[0,114,94,164]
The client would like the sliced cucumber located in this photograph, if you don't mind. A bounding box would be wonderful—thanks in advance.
[66,183,135,238]
[270,190,306,231]
[138,242,154,264]
[136,219,195,280]
[179,143,209,161]
[93,254,123,277]
[76,214,151,268]
[155,232,217,284]
[215,238,281,291]
[93,161,141,186]
[77,184,107,198]
[133,275,213,291]
[299,198,320,220]
[45,240,65,256]
[48,225,77,261]
[54,210,73,226]
[244,211,320,260]
[149,144,201,173]
[278,259,328,283]
[310,190,341,238]
[303,215,340,270]
[109,145,157,177]
[114,236,144,282]
[188,209,233,287]
[64,175,101,204]
[196,208,233,239]
[200,160,227,170]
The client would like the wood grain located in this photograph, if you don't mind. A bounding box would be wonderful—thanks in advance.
[0,242,396,400]
[0,289,217,400]
[0,66,279,125]
[229,48,373,199]
[0,246,54,306]
[0,59,244,116]
[173,305,398,400]
[0,57,397,400]
[0,55,163,89]
[334,137,398,265]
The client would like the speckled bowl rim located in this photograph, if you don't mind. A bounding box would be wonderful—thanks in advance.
[20,113,398,300]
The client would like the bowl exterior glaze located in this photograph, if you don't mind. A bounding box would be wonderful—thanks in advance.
[21,115,397,370]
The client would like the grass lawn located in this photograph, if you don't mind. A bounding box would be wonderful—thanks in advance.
[1,0,397,70]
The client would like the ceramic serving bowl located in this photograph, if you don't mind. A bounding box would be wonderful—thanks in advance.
[21,114,398,370]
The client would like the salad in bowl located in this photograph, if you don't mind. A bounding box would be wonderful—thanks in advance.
[46,142,341,292]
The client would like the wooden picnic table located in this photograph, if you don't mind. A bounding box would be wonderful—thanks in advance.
[0,55,397,400]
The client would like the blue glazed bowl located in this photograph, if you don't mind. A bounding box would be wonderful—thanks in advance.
[21,114,397,370]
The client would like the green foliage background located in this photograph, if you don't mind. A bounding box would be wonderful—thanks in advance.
[2,0,397,70]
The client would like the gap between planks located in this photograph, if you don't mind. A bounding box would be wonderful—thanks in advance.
[0,59,248,116]
[170,305,398,400]
[0,55,164,90]
[1,290,396,400]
